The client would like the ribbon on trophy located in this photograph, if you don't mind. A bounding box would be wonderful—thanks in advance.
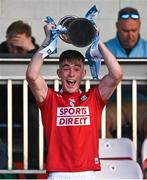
[85,5,102,80]
[85,34,102,80]
[39,16,67,58]
[84,5,99,26]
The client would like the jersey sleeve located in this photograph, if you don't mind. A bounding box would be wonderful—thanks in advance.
[89,85,106,109]
[37,88,53,109]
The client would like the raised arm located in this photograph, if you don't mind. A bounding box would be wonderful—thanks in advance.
[98,40,123,102]
[26,24,54,103]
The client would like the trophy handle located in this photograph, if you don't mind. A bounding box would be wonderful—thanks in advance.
[58,15,77,44]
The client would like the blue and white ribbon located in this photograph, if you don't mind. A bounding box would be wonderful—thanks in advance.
[84,5,99,26]
[39,16,67,58]
[85,34,102,80]
[85,5,102,80]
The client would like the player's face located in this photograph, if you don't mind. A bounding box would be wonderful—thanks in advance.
[116,18,140,49]
[57,59,86,93]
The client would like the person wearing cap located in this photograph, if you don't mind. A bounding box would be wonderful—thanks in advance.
[105,7,147,57]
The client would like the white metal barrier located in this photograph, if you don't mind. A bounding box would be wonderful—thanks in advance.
[0,58,147,174]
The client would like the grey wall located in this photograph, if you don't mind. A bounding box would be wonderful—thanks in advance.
[0,0,147,56]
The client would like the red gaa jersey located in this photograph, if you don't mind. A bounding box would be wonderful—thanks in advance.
[37,86,106,172]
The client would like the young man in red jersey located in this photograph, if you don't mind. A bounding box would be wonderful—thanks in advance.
[26,23,123,180]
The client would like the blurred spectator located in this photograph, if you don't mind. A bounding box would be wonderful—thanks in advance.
[0,20,39,178]
[0,20,39,54]
[105,8,147,145]
[105,7,147,57]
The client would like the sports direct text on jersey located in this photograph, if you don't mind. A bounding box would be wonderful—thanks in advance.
[56,106,90,126]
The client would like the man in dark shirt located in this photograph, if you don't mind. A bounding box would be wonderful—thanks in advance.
[0,20,39,54]
[0,20,40,178]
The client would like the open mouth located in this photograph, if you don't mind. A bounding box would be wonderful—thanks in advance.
[67,79,76,86]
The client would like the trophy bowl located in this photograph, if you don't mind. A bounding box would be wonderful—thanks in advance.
[58,15,96,47]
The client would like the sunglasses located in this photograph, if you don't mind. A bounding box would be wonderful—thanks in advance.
[119,13,140,20]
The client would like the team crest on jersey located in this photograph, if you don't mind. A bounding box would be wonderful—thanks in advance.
[68,98,75,107]
[56,106,90,126]
[80,95,87,101]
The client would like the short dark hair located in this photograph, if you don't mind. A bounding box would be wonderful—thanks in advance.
[118,7,140,20]
[59,50,85,65]
[6,20,32,38]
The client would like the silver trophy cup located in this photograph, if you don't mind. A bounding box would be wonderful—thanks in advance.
[58,15,96,47]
